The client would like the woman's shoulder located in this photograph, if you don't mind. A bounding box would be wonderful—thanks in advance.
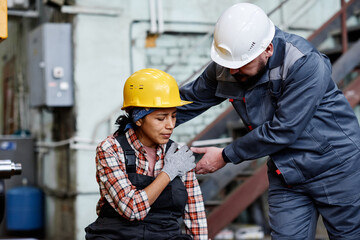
[96,134,121,151]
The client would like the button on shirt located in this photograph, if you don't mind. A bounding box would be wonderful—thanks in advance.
[95,128,208,240]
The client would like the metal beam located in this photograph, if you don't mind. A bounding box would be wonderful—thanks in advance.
[343,75,360,107]
[207,164,269,238]
[187,106,239,145]
[332,39,360,84]
[307,0,360,47]
[200,162,252,202]
[340,0,348,53]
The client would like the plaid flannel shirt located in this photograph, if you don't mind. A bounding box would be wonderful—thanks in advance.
[95,128,208,240]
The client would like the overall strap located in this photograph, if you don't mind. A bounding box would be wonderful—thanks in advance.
[115,134,174,173]
[115,134,136,173]
[165,139,174,152]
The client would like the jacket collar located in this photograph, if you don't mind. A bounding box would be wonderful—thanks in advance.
[250,27,286,88]
[268,27,286,70]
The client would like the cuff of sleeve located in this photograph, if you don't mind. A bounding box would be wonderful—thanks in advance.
[141,189,151,209]
[222,149,231,163]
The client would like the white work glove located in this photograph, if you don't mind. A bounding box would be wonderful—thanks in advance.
[162,143,196,181]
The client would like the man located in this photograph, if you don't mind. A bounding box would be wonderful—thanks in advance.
[176,2,360,239]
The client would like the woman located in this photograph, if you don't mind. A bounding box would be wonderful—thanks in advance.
[85,69,208,240]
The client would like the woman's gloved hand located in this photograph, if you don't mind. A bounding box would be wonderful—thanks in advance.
[162,143,196,181]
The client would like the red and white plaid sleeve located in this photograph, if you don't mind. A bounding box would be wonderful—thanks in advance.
[95,135,151,221]
[182,170,208,240]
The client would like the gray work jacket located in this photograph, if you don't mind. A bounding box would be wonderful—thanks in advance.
[177,27,360,185]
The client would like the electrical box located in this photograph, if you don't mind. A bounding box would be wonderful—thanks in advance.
[0,0,8,42]
[27,23,73,107]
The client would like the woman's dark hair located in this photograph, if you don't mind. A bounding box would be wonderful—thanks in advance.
[114,110,135,134]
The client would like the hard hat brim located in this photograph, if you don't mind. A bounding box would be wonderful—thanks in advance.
[211,43,253,69]
[121,100,192,110]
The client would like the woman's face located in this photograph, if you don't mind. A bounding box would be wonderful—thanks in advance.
[135,108,177,148]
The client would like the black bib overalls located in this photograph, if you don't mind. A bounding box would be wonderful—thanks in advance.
[85,135,192,240]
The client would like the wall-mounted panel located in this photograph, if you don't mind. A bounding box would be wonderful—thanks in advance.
[27,23,73,107]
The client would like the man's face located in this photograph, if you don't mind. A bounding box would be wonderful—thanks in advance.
[229,43,273,88]
[229,53,268,87]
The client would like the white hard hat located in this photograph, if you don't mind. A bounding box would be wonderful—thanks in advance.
[211,3,275,69]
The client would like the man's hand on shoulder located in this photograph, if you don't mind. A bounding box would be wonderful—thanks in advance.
[192,147,226,174]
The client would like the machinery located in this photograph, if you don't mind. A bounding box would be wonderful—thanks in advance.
[0,160,22,179]
[0,160,22,223]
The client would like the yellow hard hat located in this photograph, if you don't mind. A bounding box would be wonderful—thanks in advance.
[121,68,192,110]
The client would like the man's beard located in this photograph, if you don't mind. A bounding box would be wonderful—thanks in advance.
[232,62,267,89]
